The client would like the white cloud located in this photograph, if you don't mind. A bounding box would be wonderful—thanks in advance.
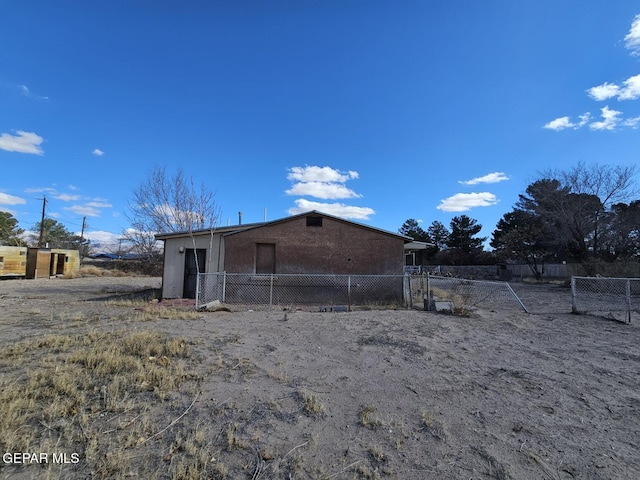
[287,198,375,220]
[286,165,374,215]
[622,116,640,128]
[54,193,81,202]
[587,74,640,101]
[546,16,640,133]
[286,181,361,199]
[287,166,358,183]
[589,106,622,131]
[544,107,635,132]
[577,112,591,127]
[86,201,112,208]
[459,172,509,185]
[0,192,27,206]
[587,82,620,101]
[92,148,104,156]
[618,74,640,100]
[625,13,640,56]
[25,187,56,194]
[83,230,121,246]
[543,116,575,131]
[0,130,44,155]
[63,198,113,217]
[18,84,48,101]
[64,205,101,217]
[436,192,499,212]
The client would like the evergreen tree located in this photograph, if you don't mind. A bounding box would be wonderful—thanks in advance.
[446,215,486,264]
[30,218,84,249]
[0,211,25,246]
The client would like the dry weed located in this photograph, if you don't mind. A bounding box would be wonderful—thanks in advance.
[421,411,448,441]
[429,287,473,316]
[296,388,325,417]
[0,329,195,461]
[65,265,130,278]
[359,405,382,429]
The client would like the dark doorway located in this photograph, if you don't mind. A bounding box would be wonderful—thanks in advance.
[256,243,275,274]
[183,248,206,298]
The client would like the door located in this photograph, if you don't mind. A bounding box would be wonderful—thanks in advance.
[183,248,206,298]
[56,254,66,275]
[255,243,275,274]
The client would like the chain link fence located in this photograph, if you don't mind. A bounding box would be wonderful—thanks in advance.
[196,273,406,310]
[196,272,528,313]
[408,274,528,313]
[571,276,639,324]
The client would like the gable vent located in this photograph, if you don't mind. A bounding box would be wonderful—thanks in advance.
[306,216,323,227]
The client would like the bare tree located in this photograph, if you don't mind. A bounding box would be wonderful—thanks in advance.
[546,163,637,256]
[554,162,636,206]
[125,166,220,258]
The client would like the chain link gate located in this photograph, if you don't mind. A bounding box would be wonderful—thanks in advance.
[571,276,639,324]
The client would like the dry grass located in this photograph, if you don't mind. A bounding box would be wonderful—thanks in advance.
[358,405,383,430]
[429,286,473,316]
[296,389,325,417]
[420,411,448,441]
[0,328,196,477]
[63,265,130,279]
[474,447,513,480]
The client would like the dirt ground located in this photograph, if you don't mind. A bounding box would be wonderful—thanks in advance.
[0,276,639,479]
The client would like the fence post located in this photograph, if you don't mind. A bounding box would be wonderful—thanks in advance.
[626,279,632,324]
[506,283,529,313]
[404,274,412,309]
[195,273,200,309]
[571,276,577,313]
[426,272,431,311]
[269,274,274,310]
[222,271,226,303]
[347,275,351,312]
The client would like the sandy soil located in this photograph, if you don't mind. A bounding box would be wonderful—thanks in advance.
[0,276,639,479]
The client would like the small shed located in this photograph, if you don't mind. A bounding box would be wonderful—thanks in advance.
[26,248,80,279]
[26,248,51,279]
[0,246,28,278]
[51,249,80,276]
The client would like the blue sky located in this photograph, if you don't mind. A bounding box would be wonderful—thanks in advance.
[2,1,640,249]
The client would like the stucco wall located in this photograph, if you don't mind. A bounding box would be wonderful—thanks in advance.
[161,233,224,298]
[223,215,405,275]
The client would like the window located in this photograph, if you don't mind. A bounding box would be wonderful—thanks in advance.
[306,216,323,227]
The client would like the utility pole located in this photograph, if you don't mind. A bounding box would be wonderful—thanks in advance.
[79,216,87,263]
[37,196,47,247]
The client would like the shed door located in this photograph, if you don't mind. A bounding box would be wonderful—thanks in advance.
[183,248,206,298]
[256,243,275,274]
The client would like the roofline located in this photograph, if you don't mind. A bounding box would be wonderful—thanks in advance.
[155,210,413,242]
[154,223,259,240]
[404,241,435,251]
[224,210,413,241]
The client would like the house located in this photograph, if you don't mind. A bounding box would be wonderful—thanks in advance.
[156,210,415,299]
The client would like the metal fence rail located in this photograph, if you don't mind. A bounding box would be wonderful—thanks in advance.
[196,272,528,313]
[571,276,639,324]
